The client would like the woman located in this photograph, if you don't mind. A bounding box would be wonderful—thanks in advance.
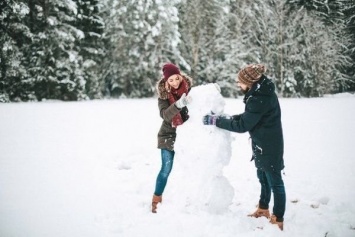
[152,63,193,213]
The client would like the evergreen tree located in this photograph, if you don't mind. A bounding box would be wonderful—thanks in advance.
[219,0,259,97]
[238,0,352,97]
[178,0,229,84]
[0,0,31,102]
[343,0,355,90]
[25,0,87,101]
[102,0,181,98]
[286,0,354,94]
[73,0,105,99]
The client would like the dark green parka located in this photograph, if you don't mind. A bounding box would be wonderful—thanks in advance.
[216,76,284,171]
[156,74,193,151]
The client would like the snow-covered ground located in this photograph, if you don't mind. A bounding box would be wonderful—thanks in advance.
[0,89,354,237]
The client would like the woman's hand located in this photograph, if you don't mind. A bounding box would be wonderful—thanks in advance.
[175,93,192,109]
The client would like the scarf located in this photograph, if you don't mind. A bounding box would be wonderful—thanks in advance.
[167,78,190,128]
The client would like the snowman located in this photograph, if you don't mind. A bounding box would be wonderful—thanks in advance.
[173,83,234,214]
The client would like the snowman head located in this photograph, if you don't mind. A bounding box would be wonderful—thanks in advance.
[187,83,225,122]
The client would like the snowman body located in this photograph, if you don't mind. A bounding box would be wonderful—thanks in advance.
[173,83,234,214]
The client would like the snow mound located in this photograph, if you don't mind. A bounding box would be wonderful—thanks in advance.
[173,83,234,214]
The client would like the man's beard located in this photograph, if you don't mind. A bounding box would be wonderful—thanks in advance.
[240,87,249,95]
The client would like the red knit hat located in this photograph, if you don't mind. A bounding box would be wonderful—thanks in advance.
[238,64,267,87]
[162,63,181,81]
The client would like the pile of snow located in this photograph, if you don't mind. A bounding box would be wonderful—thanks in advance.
[173,84,234,214]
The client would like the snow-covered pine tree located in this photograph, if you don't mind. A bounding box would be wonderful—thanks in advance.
[0,0,31,102]
[210,0,253,97]
[226,0,287,95]
[177,0,231,86]
[343,0,355,90]
[25,0,87,101]
[101,0,181,98]
[73,0,105,99]
[229,0,351,97]
[285,0,353,96]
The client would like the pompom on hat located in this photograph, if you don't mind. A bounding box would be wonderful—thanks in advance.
[238,64,267,87]
[162,63,181,81]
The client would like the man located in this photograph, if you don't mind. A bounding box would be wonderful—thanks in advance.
[203,64,286,230]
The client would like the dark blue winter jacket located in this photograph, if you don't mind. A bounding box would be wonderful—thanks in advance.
[216,76,284,171]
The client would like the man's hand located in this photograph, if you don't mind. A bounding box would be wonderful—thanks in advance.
[203,114,219,125]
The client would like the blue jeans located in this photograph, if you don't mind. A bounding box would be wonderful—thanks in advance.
[154,149,175,196]
[257,169,286,222]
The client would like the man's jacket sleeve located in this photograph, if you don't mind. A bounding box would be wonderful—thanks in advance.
[215,97,265,133]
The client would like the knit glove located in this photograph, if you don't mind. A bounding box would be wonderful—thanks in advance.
[175,93,192,109]
[203,114,219,125]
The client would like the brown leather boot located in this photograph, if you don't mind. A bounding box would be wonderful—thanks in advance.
[247,207,271,218]
[270,215,284,230]
[151,195,162,213]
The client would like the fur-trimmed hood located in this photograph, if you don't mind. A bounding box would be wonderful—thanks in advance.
[156,73,193,99]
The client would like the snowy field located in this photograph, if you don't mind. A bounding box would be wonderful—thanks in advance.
[0,88,355,237]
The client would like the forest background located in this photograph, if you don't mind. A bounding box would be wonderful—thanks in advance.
[1,0,354,102]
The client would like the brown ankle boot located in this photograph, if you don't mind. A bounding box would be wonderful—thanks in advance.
[247,207,271,218]
[151,195,162,213]
[270,215,284,230]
